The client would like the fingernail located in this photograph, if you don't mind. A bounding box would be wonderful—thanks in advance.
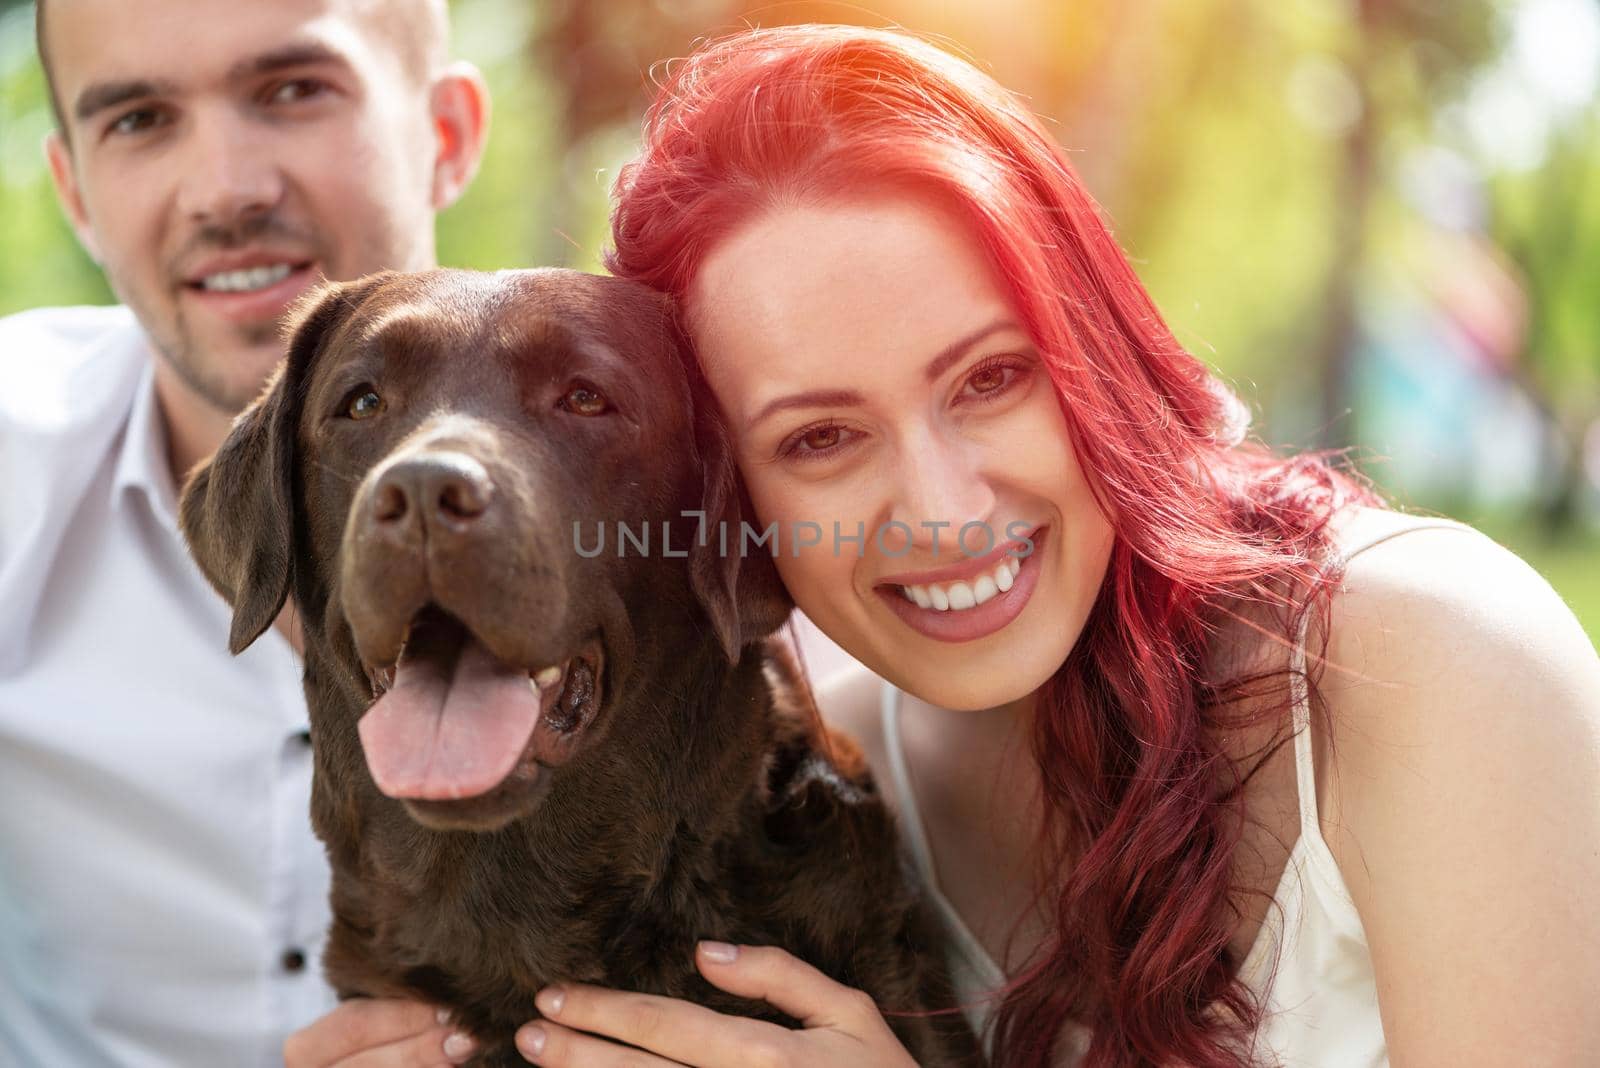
[699,940,739,964]
[535,985,565,1016]
[436,1007,452,1025]
[518,1025,547,1058]
[443,1031,477,1063]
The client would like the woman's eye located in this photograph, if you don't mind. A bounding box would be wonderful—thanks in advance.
[345,390,383,420]
[958,357,1031,404]
[779,422,855,462]
[558,384,609,416]
[969,365,1007,393]
[801,426,841,451]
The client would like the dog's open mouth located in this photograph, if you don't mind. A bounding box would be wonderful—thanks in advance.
[357,605,605,802]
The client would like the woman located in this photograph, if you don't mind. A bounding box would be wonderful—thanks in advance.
[520,24,1600,1068]
[289,23,1600,1068]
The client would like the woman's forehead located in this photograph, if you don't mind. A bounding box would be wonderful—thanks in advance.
[687,197,1018,402]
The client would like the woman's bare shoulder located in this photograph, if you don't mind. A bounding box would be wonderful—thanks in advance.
[1320,506,1594,696]
[1316,503,1600,880]
[1311,508,1600,1058]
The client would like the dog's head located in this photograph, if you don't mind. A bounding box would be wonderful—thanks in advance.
[180,268,791,832]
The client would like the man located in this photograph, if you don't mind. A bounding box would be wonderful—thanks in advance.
[0,0,489,1064]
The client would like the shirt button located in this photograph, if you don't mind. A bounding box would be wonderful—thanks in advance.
[280,947,308,973]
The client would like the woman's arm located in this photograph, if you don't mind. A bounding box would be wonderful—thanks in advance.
[1322,527,1600,1066]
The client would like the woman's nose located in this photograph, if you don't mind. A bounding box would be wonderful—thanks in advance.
[885,435,996,559]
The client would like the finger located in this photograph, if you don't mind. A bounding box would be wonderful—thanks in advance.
[285,999,445,1066]
[335,1025,476,1068]
[516,1018,685,1068]
[525,983,785,1068]
[693,942,882,1032]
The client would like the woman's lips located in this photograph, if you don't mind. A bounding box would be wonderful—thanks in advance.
[876,527,1038,588]
[875,526,1049,644]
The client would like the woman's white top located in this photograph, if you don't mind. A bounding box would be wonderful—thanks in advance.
[877,514,1476,1066]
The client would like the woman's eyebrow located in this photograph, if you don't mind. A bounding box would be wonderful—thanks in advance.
[921,318,1023,382]
[743,317,1024,431]
[745,388,864,431]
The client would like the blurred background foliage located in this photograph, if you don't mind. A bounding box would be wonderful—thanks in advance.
[2,0,1596,644]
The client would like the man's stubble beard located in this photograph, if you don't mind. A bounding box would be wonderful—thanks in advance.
[145,211,330,414]
[140,204,428,414]
[155,307,286,415]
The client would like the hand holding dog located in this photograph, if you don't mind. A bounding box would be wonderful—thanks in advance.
[285,997,479,1067]
[516,942,921,1067]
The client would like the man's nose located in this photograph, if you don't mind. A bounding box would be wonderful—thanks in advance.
[370,452,496,539]
[174,110,284,225]
[886,433,996,557]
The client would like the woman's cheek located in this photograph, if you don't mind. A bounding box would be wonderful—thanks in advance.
[745,474,866,617]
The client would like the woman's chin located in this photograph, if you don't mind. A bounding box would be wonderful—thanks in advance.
[864,626,1071,712]
[889,661,1057,713]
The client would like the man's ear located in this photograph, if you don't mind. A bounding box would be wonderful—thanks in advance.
[427,61,490,211]
[676,318,794,664]
[179,276,385,654]
[44,131,102,264]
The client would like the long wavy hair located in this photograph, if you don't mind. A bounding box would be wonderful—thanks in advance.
[607,24,1380,1067]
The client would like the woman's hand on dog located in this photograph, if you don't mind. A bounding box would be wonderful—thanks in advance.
[514,941,920,1067]
[285,997,480,1067]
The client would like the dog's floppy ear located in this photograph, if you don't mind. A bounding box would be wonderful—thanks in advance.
[673,316,794,664]
[180,274,387,654]
[689,404,794,663]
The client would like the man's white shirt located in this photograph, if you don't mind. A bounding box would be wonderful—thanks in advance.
[0,306,337,1067]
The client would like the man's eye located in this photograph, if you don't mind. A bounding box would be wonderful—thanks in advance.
[558,384,610,417]
[108,108,165,137]
[345,390,383,420]
[267,79,326,106]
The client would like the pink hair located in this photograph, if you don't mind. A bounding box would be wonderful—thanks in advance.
[608,24,1379,1067]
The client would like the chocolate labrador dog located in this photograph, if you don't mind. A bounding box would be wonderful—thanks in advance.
[179,268,982,1067]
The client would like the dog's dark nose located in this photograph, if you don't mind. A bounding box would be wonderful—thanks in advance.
[372,452,494,529]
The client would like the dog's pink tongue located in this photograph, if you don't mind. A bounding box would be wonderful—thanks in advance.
[359,640,542,801]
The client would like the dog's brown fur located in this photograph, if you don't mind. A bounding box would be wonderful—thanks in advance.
[179,268,983,1066]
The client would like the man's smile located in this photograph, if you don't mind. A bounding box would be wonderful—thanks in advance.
[179,252,320,324]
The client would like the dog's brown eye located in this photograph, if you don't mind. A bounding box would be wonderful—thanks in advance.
[559,384,609,417]
[346,390,383,420]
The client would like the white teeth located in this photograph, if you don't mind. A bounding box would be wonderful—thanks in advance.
[199,263,294,293]
[532,666,562,689]
[899,555,1023,614]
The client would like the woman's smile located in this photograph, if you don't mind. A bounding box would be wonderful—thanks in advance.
[875,525,1050,643]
